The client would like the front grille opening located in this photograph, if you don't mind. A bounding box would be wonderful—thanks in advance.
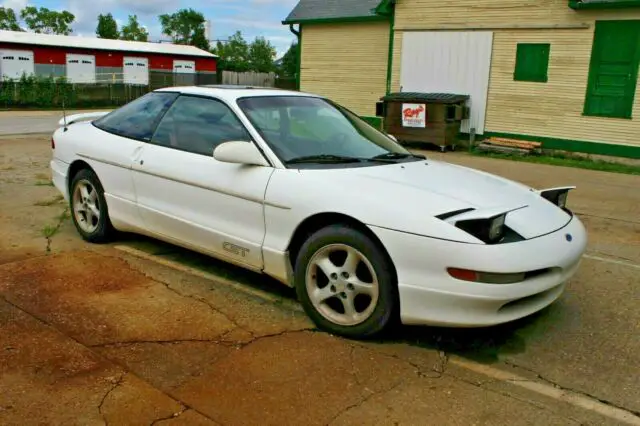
[498,284,562,313]
[524,268,553,280]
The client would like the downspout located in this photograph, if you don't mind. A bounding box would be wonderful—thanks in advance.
[385,2,395,95]
[289,24,302,90]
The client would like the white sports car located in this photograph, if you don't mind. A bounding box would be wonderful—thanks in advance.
[50,86,587,339]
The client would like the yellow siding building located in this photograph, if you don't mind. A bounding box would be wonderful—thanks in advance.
[284,0,640,158]
[300,22,390,118]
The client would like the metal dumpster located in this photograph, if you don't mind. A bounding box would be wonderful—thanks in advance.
[377,92,470,151]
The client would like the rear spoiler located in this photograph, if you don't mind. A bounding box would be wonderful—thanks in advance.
[58,111,111,127]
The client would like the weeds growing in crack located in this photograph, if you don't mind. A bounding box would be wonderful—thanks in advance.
[41,207,70,254]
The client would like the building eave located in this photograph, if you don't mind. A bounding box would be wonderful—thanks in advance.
[0,30,217,58]
[282,15,388,25]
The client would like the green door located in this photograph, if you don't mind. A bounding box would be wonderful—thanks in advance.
[584,20,640,119]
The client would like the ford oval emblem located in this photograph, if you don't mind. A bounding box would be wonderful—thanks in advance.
[565,234,573,242]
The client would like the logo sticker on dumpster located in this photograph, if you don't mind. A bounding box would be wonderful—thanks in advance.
[402,103,426,128]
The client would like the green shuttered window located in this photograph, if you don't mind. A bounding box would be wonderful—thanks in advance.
[513,43,550,83]
[584,20,640,119]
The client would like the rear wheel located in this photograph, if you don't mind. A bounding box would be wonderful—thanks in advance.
[70,168,115,243]
[294,224,398,339]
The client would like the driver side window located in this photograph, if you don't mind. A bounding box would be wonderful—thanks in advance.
[152,95,252,156]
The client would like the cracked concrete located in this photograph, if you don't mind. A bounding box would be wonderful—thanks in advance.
[98,372,127,425]
[2,136,640,425]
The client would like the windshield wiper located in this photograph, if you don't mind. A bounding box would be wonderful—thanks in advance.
[285,154,367,164]
[370,152,426,161]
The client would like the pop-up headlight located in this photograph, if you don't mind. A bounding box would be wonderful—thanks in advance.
[455,213,507,244]
[539,186,575,210]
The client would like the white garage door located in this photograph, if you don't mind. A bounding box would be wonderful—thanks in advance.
[0,49,34,81]
[400,31,494,134]
[66,54,96,84]
[173,60,196,74]
[123,57,149,85]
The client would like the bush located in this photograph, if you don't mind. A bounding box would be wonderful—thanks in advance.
[0,73,129,109]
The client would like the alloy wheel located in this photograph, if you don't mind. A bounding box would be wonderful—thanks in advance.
[305,243,380,327]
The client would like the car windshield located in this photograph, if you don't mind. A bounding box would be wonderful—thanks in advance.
[236,95,417,166]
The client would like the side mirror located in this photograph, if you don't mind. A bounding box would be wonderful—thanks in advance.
[213,141,270,167]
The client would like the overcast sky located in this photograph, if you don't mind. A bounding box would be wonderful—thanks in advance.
[1,0,298,57]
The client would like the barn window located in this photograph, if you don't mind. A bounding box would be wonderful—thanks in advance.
[514,43,550,83]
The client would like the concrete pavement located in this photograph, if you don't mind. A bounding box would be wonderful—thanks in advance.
[1,135,639,425]
[0,110,112,135]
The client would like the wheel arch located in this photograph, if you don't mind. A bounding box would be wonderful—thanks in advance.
[67,159,95,194]
[286,212,398,281]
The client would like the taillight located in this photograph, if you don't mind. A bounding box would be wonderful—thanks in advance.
[51,137,55,149]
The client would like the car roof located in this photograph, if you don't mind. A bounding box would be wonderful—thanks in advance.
[155,85,323,101]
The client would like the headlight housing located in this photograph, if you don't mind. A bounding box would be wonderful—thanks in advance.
[455,213,507,244]
[539,187,574,210]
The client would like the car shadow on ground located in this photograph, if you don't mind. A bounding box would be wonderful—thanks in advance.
[115,232,549,364]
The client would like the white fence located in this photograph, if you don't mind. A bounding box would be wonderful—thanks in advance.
[221,71,276,87]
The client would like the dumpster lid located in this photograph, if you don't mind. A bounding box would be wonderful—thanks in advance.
[381,92,470,104]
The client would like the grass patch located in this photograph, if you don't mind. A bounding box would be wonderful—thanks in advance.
[34,194,64,206]
[41,208,70,253]
[41,224,60,239]
[470,149,640,176]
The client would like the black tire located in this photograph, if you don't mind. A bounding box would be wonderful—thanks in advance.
[69,168,115,244]
[294,224,398,339]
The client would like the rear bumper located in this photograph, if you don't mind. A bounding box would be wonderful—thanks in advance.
[50,158,69,201]
[369,216,587,327]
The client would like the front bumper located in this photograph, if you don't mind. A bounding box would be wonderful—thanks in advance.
[369,216,587,327]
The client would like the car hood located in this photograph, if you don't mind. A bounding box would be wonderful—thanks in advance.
[302,159,572,240]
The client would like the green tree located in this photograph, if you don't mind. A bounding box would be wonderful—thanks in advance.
[120,15,148,42]
[213,31,250,72]
[20,6,74,35]
[96,13,119,39]
[280,42,298,78]
[248,36,276,73]
[0,7,22,31]
[159,8,210,50]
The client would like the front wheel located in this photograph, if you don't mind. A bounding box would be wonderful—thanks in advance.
[69,168,115,243]
[294,225,398,339]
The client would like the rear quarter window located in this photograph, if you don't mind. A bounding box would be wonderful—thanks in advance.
[94,92,179,141]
